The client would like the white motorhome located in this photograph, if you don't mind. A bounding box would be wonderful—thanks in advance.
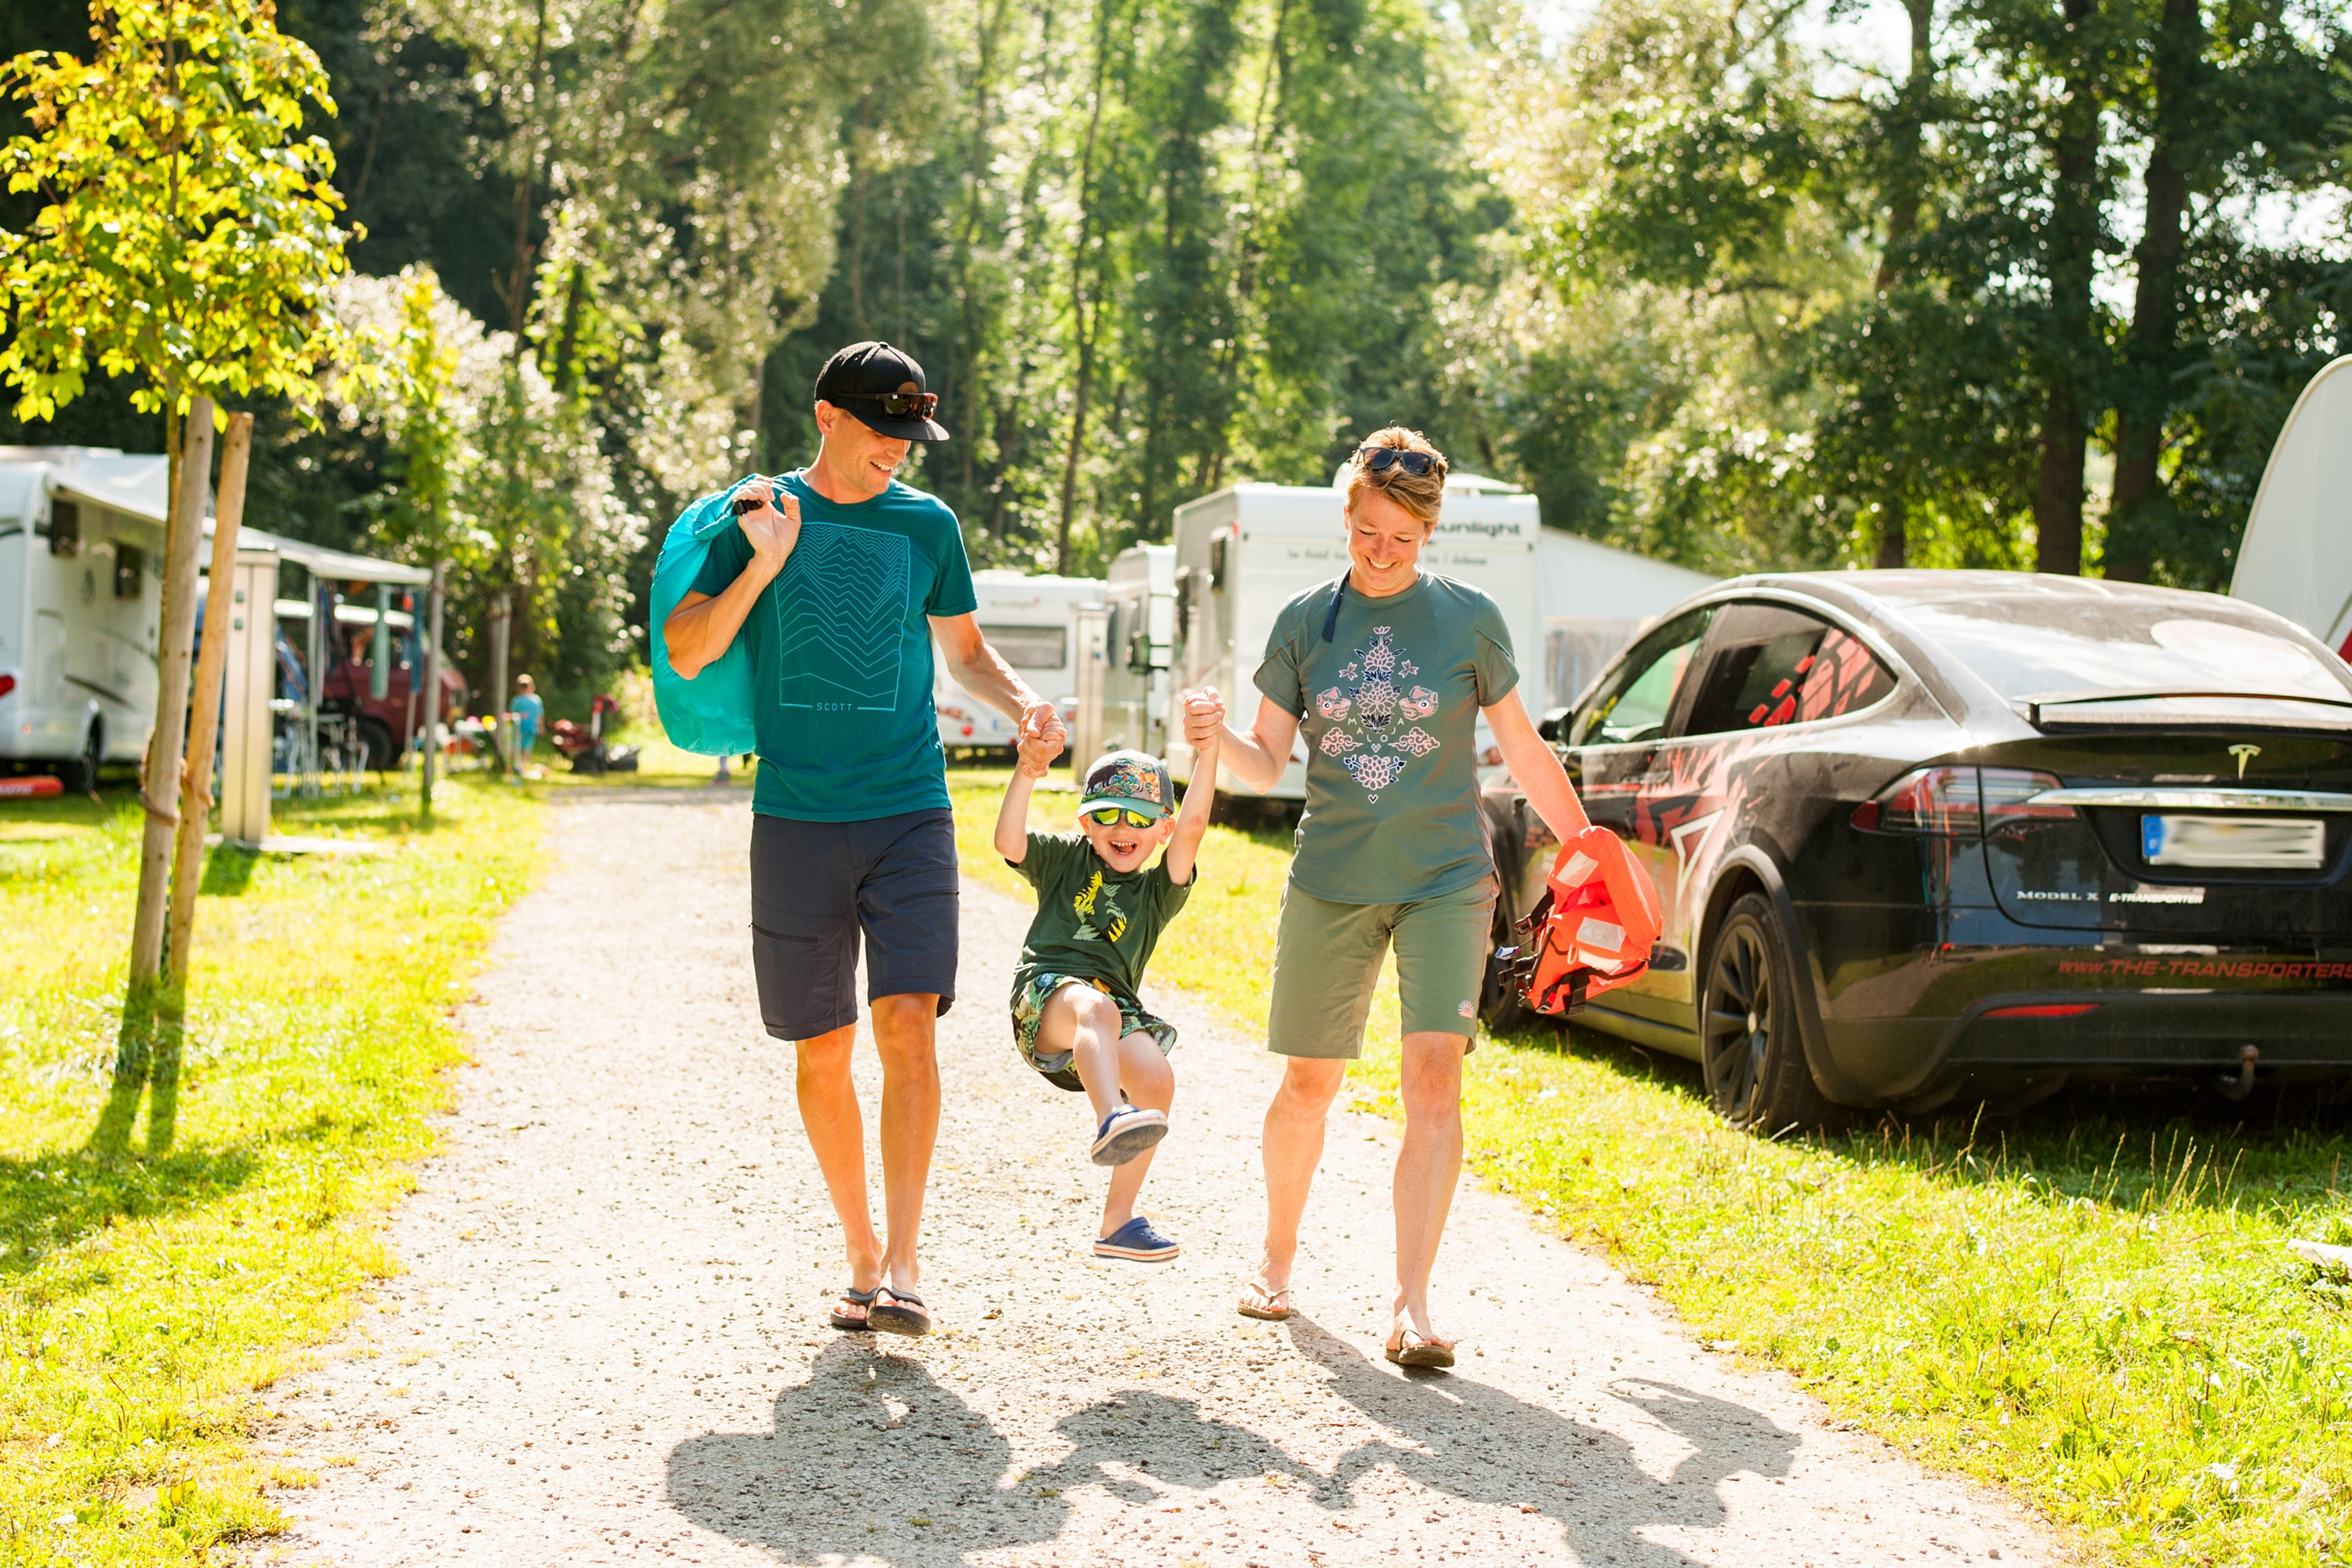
[935,570,1104,752]
[2232,354,2352,658]
[1098,544,1176,758]
[1165,481,1543,800]
[0,448,170,789]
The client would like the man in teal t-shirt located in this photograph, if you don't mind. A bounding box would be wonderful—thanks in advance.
[662,341,1066,1339]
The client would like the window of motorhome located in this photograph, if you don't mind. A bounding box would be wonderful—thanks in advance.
[983,623,1066,669]
[45,500,80,557]
[114,543,143,600]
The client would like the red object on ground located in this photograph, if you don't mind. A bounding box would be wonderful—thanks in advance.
[0,775,64,799]
[1520,826,1664,1016]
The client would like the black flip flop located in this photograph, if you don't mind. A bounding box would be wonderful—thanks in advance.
[869,1286,931,1337]
[829,1285,879,1332]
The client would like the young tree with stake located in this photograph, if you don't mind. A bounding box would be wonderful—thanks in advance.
[0,0,355,1152]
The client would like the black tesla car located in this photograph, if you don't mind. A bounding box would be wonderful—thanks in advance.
[1480,570,2352,1130]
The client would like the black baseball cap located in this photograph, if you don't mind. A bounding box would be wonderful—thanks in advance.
[814,340,952,442]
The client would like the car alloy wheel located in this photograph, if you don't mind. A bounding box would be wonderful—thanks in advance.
[1703,920,1773,1123]
[1700,892,1842,1133]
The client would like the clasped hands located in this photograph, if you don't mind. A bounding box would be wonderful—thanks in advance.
[1014,702,1067,779]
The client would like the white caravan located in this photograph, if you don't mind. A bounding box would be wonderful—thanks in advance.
[0,448,171,788]
[2232,354,2352,658]
[1098,544,1177,759]
[935,570,1105,752]
[1163,475,1715,800]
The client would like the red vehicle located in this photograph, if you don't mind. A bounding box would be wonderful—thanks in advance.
[314,605,466,771]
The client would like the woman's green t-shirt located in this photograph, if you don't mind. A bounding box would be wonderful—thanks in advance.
[1254,572,1517,906]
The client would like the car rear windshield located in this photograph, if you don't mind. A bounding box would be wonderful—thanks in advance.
[1901,597,2351,707]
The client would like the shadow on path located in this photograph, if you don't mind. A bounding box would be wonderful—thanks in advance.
[669,1338,1069,1566]
[1294,1316,1798,1566]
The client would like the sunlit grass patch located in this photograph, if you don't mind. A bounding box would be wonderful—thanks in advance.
[0,776,542,1563]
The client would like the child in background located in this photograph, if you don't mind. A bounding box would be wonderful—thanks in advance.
[994,720,1218,1261]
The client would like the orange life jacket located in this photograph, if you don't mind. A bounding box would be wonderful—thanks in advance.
[1512,826,1663,1017]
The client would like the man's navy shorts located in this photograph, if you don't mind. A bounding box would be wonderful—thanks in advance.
[749,808,958,1042]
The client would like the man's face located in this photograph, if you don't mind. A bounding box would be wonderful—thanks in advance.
[1080,809,1170,874]
[814,388,916,496]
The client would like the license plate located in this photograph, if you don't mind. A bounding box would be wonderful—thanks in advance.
[2142,815,2326,870]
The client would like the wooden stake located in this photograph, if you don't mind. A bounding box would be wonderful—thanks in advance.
[129,397,216,986]
[168,411,254,979]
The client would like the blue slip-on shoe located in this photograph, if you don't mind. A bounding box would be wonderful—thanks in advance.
[1090,1105,1169,1167]
[1094,1216,1181,1262]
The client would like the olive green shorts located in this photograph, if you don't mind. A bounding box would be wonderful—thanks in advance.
[1265,876,1498,1059]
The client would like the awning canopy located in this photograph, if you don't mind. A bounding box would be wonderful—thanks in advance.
[211,517,433,586]
[0,445,434,587]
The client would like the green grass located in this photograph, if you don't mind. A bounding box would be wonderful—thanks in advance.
[951,760,2352,1568]
[0,775,543,1564]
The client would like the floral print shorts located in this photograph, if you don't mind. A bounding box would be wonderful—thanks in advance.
[1011,973,1179,1093]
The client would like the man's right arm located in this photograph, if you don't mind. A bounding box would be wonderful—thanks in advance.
[663,480,801,679]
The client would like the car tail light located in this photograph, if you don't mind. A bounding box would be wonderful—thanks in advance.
[1851,766,2071,837]
[1984,1003,2101,1018]
[1979,768,2074,834]
[1851,766,1980,834]
[0,673,14,700]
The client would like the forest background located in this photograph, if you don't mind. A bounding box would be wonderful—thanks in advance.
[2,0,2347,713]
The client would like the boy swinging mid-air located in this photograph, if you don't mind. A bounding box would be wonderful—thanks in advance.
[994,720,1220,1262]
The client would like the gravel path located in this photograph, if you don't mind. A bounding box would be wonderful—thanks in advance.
[256,789,2067,1566]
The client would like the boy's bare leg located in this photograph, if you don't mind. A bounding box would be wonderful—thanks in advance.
[1254,1056,1348,1294]
[1098,1030,1174,1234]
[869,993,942,1297]
[1036,986,1126,1123]
[793,1022,884,1294]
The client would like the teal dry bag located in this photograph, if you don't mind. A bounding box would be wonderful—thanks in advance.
[648,476,769,757]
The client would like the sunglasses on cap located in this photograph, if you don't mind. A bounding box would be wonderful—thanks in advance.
[834,390,942,420]
[1355,445,1445,477]
[1086,807,1156,829]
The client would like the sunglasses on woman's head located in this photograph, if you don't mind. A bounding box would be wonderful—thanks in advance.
[1086,807,1155,829]
[837,390,942,420]
[1356,445,1444,477]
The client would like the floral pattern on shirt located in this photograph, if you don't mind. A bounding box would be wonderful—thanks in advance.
[1316,625,1444,802]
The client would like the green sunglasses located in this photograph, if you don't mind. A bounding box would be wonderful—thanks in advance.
[1086,807,1156,829]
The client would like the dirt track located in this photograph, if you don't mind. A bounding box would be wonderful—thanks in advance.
[256,787,2067,1566]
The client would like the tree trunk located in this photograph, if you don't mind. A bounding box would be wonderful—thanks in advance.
[2033,0,2102,577]
[1056,2,1114,573]
[142,412,253,1154]
[2105,0,2198,583]
[98,399,213,1155]
[1872,0,1936,566]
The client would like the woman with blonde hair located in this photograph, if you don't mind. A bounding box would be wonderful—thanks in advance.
[1184,426,1592,1365]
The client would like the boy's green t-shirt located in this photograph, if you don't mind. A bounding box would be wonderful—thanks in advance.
[1010,831,1194,1007]
[689,470,978,822]
[1254,571,1518,906]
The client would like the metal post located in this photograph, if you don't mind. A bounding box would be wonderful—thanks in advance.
[371,583,390,699]
[304,572,325,798]
[419,561,445,818]
[488,589,512,778]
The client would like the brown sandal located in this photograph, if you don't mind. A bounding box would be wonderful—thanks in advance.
[1236,1282,1296,1321]
[1385,1327,1455,1369]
